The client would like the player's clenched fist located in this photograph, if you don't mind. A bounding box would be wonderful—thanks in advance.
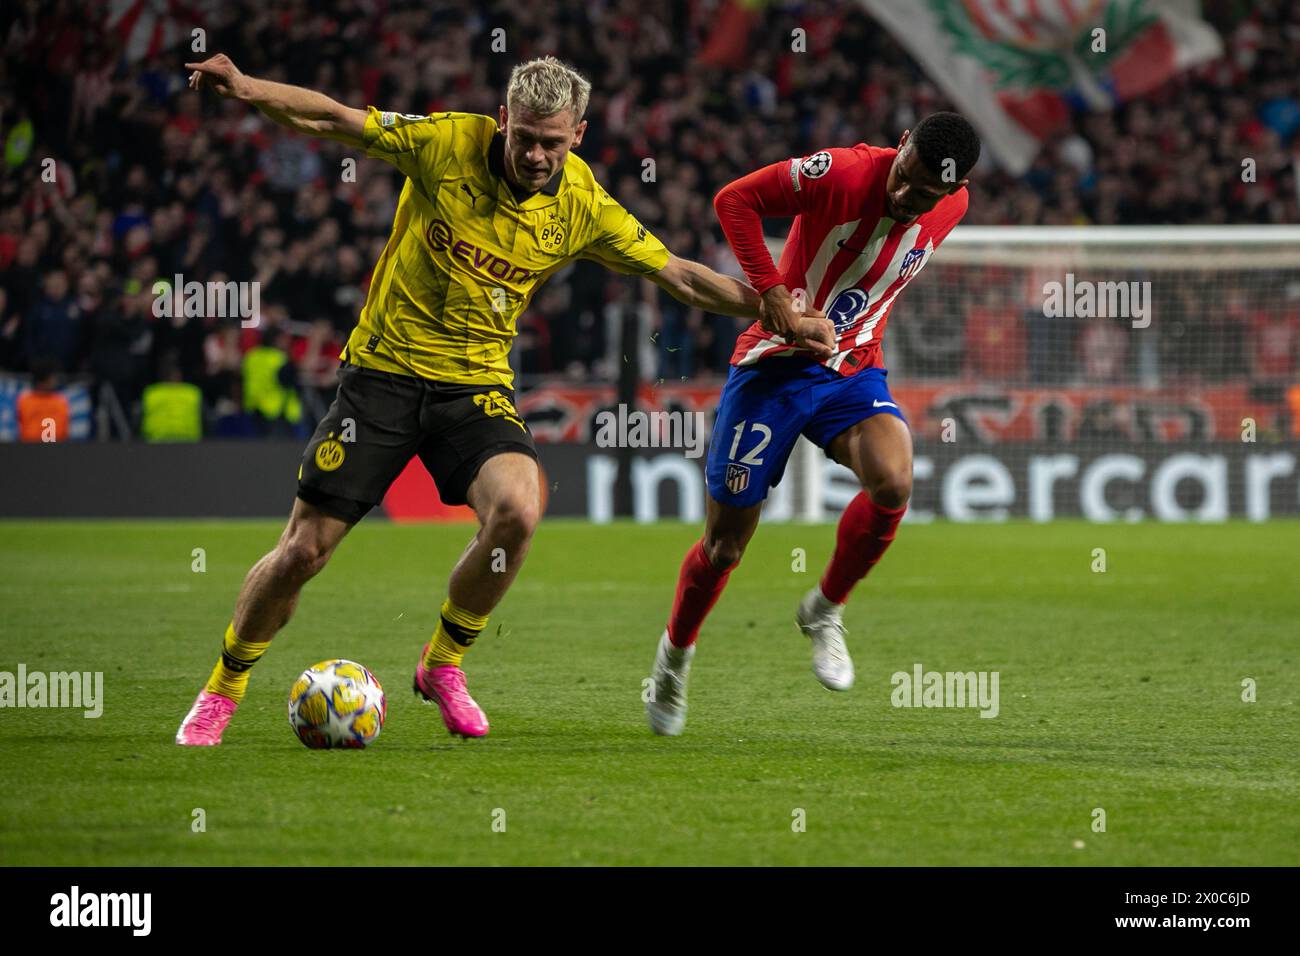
[758,284,836,358]
[793,312,836,357]
[185,54,248,99]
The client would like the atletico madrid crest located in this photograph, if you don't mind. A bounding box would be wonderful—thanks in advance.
[725,463,751,494]
[899,247,926,280]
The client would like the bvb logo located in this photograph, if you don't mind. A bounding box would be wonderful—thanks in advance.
[315,438,346,472]
[539,222,565,250]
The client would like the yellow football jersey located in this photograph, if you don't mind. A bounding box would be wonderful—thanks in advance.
[341,108,670,387]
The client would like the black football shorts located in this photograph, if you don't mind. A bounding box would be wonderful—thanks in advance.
[296,363,537,524]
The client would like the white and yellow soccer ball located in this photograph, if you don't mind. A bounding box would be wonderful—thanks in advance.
[288,660,387,749]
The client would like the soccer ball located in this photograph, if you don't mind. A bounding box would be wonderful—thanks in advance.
[288,659,387,749]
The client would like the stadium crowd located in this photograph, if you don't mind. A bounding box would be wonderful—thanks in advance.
[1,0,1298,439]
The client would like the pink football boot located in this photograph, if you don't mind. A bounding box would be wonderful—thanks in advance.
[413,645,489,738]
[175,689,238,746]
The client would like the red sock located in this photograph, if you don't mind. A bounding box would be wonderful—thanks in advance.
[819,492,906,605]
[666,539,735,648]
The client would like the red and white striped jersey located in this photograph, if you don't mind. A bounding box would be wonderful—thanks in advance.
[714,145,968,375]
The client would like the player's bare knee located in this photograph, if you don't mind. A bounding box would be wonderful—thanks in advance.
[277,535,334,582]
[484,496,539,546]
[870,472,912,510]
[702,536,745,572]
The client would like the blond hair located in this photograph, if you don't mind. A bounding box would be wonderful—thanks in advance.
[506,56,591,124]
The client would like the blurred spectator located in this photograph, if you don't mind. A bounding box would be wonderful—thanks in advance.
[23,270,82,373]
[17,358,69,442]
[0,287,20,369]
[242,327,302,437]
[294,317,343,416]
[965,287,1026,382]
[88,284,152,431]
[601,279,656,382]
[1025,302,1076,385]
[655,293,694,382]
[1250,303,1299,381]
[1206,288,1251,381]
[140,354,203,442]
[895,280,965,377]
[1079,318,1130,383]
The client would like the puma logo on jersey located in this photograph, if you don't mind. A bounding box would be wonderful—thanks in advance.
[460,183,481,207]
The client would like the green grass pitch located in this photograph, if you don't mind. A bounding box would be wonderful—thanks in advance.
[0,518,1296,866]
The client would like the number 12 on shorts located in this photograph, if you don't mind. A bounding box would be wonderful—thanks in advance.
[728,421,771,464]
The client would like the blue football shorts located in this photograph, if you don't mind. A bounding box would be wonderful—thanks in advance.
[705,359,907,508]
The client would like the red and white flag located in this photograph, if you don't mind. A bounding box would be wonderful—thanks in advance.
[108,0,205,63]
[857,0,1222,173]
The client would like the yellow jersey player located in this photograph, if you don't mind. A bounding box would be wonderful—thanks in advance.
[174,53,835,744]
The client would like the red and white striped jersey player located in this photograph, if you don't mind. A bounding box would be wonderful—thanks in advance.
[645,112,982,736]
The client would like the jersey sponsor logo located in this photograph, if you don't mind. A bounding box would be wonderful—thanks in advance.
[799,151,832,179]
[899,247,927,280]
[425,218,535,283]
[826,288,871,333]
[315,438,346,472]
[725,463,751,494]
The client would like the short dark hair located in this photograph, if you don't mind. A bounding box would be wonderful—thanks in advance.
[910,112,981,181]
[157,350,182,381]
[29,356,59,386]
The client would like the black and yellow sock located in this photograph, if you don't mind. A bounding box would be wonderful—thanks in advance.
[204,622,272,703]
[423,599,489,668]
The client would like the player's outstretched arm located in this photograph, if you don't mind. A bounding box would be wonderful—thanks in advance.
[185,54,366,146]
[649,255,834,358]
[649,255,757,316]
